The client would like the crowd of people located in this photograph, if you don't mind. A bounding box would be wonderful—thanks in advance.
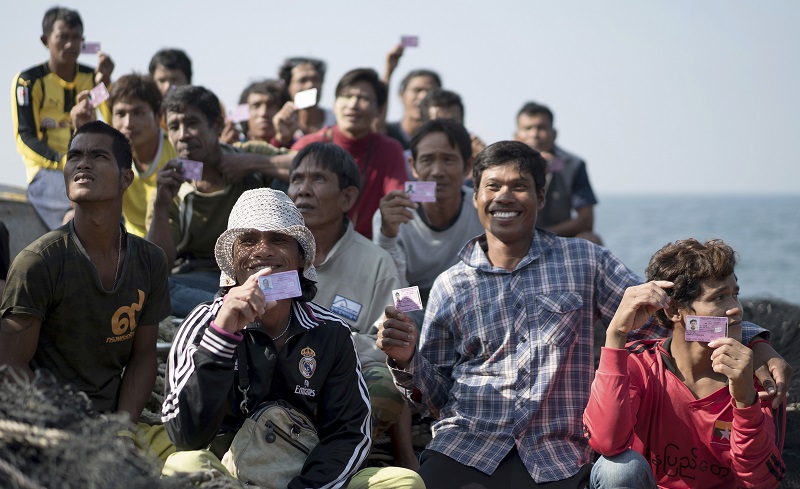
[0,6,790,489]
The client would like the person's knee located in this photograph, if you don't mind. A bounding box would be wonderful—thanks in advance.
[162,449,231,477]
[590,450,654,489]
[347,466,425,489]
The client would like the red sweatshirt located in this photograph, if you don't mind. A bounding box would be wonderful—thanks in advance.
[292,126,406,239]
[583,339,785,489]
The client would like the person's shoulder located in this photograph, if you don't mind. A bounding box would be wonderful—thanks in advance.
[347,230,394,261]
[291,128,328,150]
[373,132,404,153]
[24,226,71,255]
[129,234,168,261]
[297,301,352,333]
[76,63,95,75]
[219,142,242,154]
[15,63,48,83]
[553,145,586,165]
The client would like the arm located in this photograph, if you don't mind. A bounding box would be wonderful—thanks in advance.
[373,191,416,281]
[272,101,299,148]
[0,313,41,379]
[117,323,158,423]
[221,145,294,184]
[545,205,594,237]
[69,90,96,131]
[11,74,64,171]
[145,159,184,266]
[94,52,114,87]
[748,332,791,408]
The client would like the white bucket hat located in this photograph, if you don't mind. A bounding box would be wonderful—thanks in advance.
[215,188,317,287]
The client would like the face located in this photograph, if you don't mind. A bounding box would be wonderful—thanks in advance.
[515,113,556,153]
[427,105,464,124]
[681,275,742,342]
[42,20,82,66]
[232,230,303,285]
[64,133,132,203]
[288,64,322,101]
[412,131,468,202]
[334,81,379,139]
[166,106,221,162]
[288,158,354,230]
[112,98,159,151]
[152,65,189,96]
[401,76,439,120]
[246,92,280,142]
[473,163,544,247]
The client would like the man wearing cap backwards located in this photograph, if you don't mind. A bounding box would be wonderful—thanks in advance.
[161,188,423,489]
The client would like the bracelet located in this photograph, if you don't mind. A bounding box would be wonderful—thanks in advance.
[748,338,770,348]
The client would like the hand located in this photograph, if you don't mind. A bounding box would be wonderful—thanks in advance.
[384,44,405,81]
[219,153,258,184]
[154,159,186,204]
[95,52,115,86]
[273,101,299,146]
[214,268,278,334]
[378,189,417,238]
[220,118,241,145]
[606,281,673,348]
[377,305,418,368]
[70,90,95,130]
[750,341,792,409]
[709,337,757,407]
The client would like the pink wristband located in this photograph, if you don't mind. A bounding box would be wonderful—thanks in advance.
[210,320,243,341]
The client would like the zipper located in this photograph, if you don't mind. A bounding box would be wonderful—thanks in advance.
[265,420,312,455]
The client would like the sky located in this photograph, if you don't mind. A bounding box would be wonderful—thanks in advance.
[2,0,799,195]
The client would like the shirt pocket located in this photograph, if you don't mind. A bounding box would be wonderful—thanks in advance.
[536,291,583,347]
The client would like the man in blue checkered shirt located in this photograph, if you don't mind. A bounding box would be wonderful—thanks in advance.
[377,141,790,488]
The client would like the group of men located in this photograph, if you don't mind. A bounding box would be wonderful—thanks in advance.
[0,5,790,489]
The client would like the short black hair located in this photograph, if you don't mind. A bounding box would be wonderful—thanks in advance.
[148,48,193,84]
[162,85,221,127]
[238,79,288,106]
[335,68,388,108]
[517,101,554,126]
[290,142,360,192]
[278,57,327,87]
[472,141,547,192]
[419,88,465,123]
[109,73,162,116]
[399,70,442,94]
[410,119,472,170]
[42,7,83,36]
[69,121,133,171]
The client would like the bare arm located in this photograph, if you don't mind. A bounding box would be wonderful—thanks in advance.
[545,205,594,237]
[146,159,183,266]
[116,323,158,423]
[219,151,294,184]
[0,313,42,379]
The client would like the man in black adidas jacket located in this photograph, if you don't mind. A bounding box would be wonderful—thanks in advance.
[161,188,422,489]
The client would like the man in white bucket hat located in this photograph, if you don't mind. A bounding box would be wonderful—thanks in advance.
[161,188,423,489]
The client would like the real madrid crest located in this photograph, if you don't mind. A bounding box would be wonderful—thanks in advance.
[299,346,317,379]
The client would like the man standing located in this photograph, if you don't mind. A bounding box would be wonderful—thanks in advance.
[385,69,441,152]
[515,102,602,244]
[292,68,406,239]
[0,121,171,453]
[12,7,114,229]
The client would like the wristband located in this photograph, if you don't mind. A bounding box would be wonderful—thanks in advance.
[748,338,770,348]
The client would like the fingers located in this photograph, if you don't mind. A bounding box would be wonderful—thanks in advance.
[767,357,791,409]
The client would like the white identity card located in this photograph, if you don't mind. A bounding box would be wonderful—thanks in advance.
[259,270,303,301]
[178,159,203,181]
[401,35,419,47]
[81,42,101,54]
[227,104,250,123]
[294,88,318,110]
[88,83,109,108]
[684,315,728,342]
[405,181,436,202]
[392,286,423,313]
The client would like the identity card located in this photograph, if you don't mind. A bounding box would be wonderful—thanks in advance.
[81,42,101,54]
[259,270,303,301]
[294,88,318,110]
[401,35,419,47]
[178,159,203,181]
[88,83,109,108]
[684,315,728,342]
[392,286,423,313]
[405,181,436,202]
[227,103,250,123]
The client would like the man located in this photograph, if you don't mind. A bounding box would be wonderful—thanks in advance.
[71,73,175,237]
[238,79,296,148]
[585,239,785,488]
[161,188,423,489]
[0,121,171,457]
[12,6,114,229]
[372,119,483,305]
[148,48,192,97]
[278,57,335,138]
[287,142,417,469]
[515,102,602,244]
[292,68,406,239]
[385,69,441,151]
[146,85,288,317]
[419,88,486,175]
[377,141,789,488]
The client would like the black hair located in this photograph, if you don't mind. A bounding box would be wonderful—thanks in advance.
[238,79,288,136]
[409,119,472,170]
[162,85,221,127]
[109,73,162,116]
[278,57,327,87]
[472,141,546,192]
[148,48,193,84]
[42,7,83,36]
[517,101,555,126]
[290,143,360,192]
[399,69,442,94]
[69,121,133,171]
[419,88,465,123]
[335,68,388,108]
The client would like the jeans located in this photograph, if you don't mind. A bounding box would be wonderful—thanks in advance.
[169,271,220,317]
[590,450,656,489]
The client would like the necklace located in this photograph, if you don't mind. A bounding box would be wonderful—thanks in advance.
[111,229,122,290]
[271,309,293,341]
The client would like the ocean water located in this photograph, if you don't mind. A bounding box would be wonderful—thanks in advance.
[596,194,800,305]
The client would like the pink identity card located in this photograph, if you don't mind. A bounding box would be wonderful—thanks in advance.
[178,159,203,181]
[259,270,302,301]
[81,42,101,54]
[405,181,436,202]
[88,83,109,108]
[684,315,728,342]
[392,286,422,313]
[227,104,250,123]
[401,35,419,47]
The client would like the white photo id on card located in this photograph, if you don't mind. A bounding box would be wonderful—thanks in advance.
[178,159,203,181]
[88,83,109,108]
[294,88,318,110]
[392,286,422,313]
[684,315,728,342]
[405,181,436,202]
[259,270,302,301]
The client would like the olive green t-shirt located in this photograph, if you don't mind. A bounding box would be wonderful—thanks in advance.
[0,222,171,413]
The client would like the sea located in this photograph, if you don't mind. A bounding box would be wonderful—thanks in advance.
[596,194,800,305]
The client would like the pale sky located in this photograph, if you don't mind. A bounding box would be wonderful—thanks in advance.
[3,0,799,195]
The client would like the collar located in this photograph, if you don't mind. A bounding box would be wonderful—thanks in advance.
[459,228,554,273]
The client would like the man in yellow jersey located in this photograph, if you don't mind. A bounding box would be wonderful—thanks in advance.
[12,7,114,229]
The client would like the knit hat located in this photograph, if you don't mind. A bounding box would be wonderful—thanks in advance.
[215,188,317,287]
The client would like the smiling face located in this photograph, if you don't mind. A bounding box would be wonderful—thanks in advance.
[334,81,379,139]
[232,230,303,285]
[679,274,742,342]
[42,20,82,67]
[473,163,544,248]
[64,132,132,203]
[166,105,221,161]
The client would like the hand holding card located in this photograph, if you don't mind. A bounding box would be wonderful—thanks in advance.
[178,159,204,181]
[405,181,436,202]
[684,315,728,342]
[259,270,302,301]
[294,88,318,110]
[392,286,423,313]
